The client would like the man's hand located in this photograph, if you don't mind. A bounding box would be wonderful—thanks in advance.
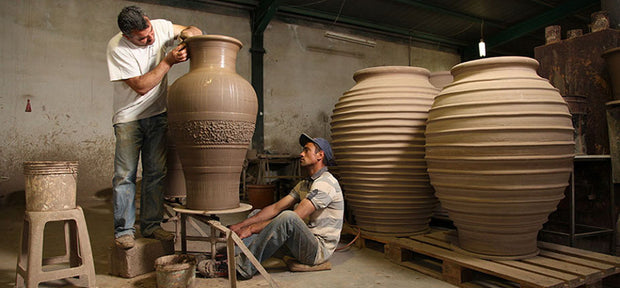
[236,225,253,239]
[164,43,188,66]
[229,223,243,235]
[229,223,252,239]
[179,25,202,41]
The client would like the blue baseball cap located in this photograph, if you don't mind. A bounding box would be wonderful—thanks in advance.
[299,133,336,166]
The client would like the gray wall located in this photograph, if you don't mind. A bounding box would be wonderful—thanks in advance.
[0,0,460,203]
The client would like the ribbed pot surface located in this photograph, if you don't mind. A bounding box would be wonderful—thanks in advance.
[425,56,574,259]
[331,66,439,236]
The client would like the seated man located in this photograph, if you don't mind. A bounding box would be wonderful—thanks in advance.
[228,133,344,279]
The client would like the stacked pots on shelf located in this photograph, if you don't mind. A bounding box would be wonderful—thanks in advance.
[331,66,440,236]
[425,56,574,259]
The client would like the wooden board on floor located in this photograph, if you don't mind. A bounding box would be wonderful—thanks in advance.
[384,231,620,288]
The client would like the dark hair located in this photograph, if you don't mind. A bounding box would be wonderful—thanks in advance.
[117,6,149,36]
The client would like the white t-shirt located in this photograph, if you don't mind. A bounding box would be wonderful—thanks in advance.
[106,19,175,124]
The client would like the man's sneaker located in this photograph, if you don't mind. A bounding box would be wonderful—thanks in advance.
[149,228,175,241]
[198,259,229,278]
[114,234,135,249]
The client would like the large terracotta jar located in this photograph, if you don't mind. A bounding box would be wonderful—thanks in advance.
[331,66,439,236]
[425,56,574,259]
[168,35,257,211]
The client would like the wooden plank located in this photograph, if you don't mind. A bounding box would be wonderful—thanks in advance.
[538,241,620,267]
[521,255,603,283]
[495,259,584,287]
[538,250,615,276]
[410,233,452,249]
[389,237,565,288]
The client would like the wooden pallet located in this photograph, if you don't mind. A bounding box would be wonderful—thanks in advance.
[384,231,620,288]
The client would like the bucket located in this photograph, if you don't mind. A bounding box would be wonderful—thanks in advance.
[246,184,276,209]
[155,254,196,288]
[23,161,78,212]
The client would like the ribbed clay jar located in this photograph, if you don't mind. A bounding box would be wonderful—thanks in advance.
[331,66,439,236]
[425,56,574,259]
[168,35,258,211]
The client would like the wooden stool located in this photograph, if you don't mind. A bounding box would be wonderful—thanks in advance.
[15,206,96,288]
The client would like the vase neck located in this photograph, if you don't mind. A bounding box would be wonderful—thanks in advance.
[188,39,240,72]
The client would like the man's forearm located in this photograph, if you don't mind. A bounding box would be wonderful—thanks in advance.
[238,205,279,228]
[249,219,272,234]
[125,59,172,95]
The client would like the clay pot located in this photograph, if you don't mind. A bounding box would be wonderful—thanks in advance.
[331,66,440,236]
[164,135,186,198]
[168,35,258,211]
[23,161,78,211]
[563,95,587,155]
[603,47,620,101]
[429,71,453,90]
[425,56,574,259]
[246,184,276,209]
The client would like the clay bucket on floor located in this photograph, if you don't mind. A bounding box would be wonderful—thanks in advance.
[155,254,196,288]
[425,56,574,259]
[23,161,78,212]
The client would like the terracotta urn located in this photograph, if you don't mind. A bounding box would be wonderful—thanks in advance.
[168,35,257,211]
[331,66,440,236]
[429,71,453,90]
[425,56,574,259]
[164,134,186,198]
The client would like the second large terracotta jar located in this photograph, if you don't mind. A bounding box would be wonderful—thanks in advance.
[331,66,439,236]
[168,35,257,211]
[425,56,574,259]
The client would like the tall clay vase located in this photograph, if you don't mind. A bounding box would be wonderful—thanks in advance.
[168,35,257,211]
[425,56,574,259]
[331,66,440,236]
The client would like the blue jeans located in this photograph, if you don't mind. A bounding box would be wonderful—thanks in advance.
[112,113,167,238]
[236,210,319,279]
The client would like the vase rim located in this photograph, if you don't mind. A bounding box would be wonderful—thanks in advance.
[451,56,539,75]
[184,34,243,48]
[353,66,431,81]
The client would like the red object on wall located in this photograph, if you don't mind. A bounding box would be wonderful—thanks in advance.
[25,99,31,112]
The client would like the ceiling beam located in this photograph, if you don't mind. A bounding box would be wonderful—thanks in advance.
[462,0,596,59]
[252,0,279,33]
[486,0,596,49]
[277,6,469,47]
[391,0,506,29]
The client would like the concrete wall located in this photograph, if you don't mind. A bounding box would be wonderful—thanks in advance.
[0,0,460,203]
[262,21,461,154]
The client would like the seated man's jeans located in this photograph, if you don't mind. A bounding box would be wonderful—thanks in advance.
[236,210,318,279]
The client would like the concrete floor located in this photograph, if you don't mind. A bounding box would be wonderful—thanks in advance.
[0,200,458,288]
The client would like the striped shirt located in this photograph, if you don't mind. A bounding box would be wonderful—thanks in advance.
[289,167,344,264]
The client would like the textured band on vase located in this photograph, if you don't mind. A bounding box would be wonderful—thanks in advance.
[169,120,255,145]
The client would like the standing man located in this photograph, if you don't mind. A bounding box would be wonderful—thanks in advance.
[226,133,344,279]
[107,6,202,249]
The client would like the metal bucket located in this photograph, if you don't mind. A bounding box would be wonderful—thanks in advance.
[23,161,78,211]
[155,254,196,288]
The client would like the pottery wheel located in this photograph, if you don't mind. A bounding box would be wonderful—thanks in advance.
[173,203,253,216]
